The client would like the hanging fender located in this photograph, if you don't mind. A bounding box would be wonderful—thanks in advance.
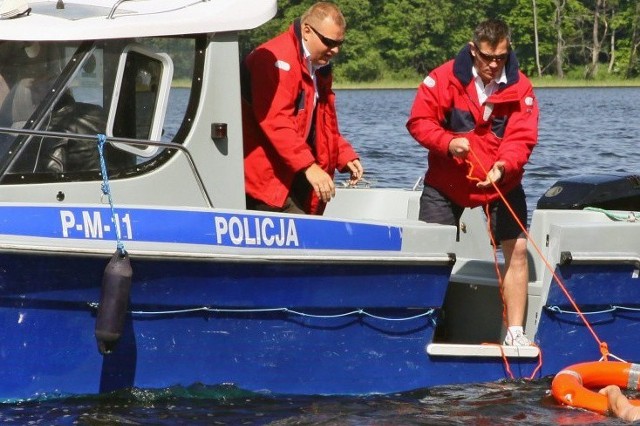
[94,249,133,355]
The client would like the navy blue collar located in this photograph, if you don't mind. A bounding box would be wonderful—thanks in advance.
[453,44,519,88]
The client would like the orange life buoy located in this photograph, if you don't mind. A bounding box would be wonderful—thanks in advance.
[551,361,640,414]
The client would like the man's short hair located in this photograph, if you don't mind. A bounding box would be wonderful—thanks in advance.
[301,2,346,30]
[473,19,511,48]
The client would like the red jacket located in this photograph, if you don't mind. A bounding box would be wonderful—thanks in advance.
[241,20,358,214]
[406,45,539,208]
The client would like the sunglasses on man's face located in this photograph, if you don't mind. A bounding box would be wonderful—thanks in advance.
[307,25,344,49]
[473,43,509,63]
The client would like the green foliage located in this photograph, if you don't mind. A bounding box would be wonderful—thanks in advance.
[144,38,195,80]
[334,49,384,82]
[238,0,640,82]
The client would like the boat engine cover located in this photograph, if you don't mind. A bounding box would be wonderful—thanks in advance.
[537,174,640,210]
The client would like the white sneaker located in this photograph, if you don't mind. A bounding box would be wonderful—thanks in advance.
[503,329,532,346]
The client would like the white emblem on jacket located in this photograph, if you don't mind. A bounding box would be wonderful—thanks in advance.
[424,76,436,88]
[274,60,291,71]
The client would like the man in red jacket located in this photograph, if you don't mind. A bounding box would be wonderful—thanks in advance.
[407,19,539,346]
[242,2,364,215]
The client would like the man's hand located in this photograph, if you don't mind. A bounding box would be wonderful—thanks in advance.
[448,137,470,158]
[305,163,335,202]
[344,159,364,185]
[477,161,505,188]
[599,385,640,421]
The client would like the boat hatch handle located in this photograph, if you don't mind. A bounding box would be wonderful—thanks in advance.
[0,126,213,208]
[559,251,640,267]
[560,251,572,265]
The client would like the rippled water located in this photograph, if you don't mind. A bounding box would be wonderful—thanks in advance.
[4,87,639,424]
[2,379,632,425]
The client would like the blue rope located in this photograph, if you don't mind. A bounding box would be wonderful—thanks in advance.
[546,305,640,315]
[86,303,438,322]
[97,134,126,255]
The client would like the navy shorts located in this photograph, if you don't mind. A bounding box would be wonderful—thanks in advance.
[418,184,528,242]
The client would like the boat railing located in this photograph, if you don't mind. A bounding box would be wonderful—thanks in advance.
[0,126,213,207]
[107,0,132,19]
[106,0,209,19]
[412,176,423,191]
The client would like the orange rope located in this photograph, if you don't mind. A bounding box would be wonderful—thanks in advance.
[484,200,545,380]
[469,166,543,379]
[482,343,515,379]
[467,159,520,374]
[529,345,544,380]
[465,148,610,361]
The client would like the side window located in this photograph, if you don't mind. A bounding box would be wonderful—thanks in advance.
[107,43,174,157]
[0,36,199,183]
[0,41,105,175]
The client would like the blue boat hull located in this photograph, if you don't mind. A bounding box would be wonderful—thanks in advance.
[537,263,640,375]
[0,251,461,399]
[3,230,636,398]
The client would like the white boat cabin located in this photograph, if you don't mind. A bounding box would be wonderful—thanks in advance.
[0,0,277,209]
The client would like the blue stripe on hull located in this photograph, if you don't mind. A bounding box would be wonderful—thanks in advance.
[0,206,404,251]
[0,251,461,399]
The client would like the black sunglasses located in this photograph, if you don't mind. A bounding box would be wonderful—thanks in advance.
[307,25,344,49]
[473,43,509,63]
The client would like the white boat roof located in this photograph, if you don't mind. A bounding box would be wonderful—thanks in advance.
[0,0,277,41]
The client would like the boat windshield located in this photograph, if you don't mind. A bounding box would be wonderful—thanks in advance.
[0,37,196,183]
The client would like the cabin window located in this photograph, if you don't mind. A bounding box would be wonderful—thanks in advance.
[107,43,174,157]
[0,36,199,183]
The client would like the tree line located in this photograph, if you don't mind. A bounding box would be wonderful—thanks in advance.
[239,0,640,82]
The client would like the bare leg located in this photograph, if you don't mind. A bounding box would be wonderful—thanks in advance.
[500,237,528,327]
